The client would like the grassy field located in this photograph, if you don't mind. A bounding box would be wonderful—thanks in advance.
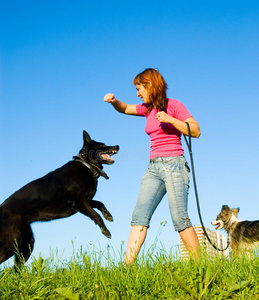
[0,245,258,299]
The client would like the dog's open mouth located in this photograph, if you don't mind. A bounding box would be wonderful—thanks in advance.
[214,222,221,230]
[100,150,118,164]
[212,220,224,230]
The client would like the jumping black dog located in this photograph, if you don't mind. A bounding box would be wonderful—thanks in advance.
[0,131,119,266]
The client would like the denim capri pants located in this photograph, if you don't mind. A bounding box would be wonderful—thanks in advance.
[131,156,192,232]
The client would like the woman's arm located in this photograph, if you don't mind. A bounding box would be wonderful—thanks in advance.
[104,93,138,115]
[156,112,201,138]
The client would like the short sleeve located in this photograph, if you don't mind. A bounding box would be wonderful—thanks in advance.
[136,103,149,116]
[167,99,192,121]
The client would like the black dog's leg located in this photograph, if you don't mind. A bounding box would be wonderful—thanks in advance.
[0,224,21,265]
[75,202,111,238]
[89,200,113,222]
[15,223,35,266]
[0,245,15,266]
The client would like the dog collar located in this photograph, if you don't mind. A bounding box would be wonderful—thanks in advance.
[73,156,109,180]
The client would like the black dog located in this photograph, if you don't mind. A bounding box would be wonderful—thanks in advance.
[0,131,119,266]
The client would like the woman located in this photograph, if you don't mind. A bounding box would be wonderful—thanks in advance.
[104,68,200,264]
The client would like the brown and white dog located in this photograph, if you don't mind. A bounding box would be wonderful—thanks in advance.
[212,205,259,254]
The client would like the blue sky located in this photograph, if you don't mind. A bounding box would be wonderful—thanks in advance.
[1,0,259,266]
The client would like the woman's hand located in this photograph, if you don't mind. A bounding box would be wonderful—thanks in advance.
[104,93,116,103]
[155,111,172,123]
[156,112,201,138]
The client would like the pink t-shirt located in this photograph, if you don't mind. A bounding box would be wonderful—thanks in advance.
[136,98,192,160]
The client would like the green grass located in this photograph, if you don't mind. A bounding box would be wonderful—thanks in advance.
[0,245,258,300]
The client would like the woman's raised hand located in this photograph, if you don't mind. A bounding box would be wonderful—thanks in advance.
[104,93,116,103]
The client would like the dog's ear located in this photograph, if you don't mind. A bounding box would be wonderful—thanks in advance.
[231,208,240,217]
[222,205,230,211]
[83,131,92,144]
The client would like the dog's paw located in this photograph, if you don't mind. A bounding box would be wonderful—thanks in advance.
[101,227,112,239]
[101,209,113,222]
[105,214,113,222]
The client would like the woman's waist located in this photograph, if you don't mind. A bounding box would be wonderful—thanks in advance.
[150,155,184,163]
[149,149,184,160]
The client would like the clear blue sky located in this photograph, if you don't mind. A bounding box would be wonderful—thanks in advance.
[1,0,259,267]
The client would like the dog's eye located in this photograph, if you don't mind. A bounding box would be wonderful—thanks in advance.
[94,142,105,148]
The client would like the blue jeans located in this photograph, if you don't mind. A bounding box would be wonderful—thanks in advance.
[131,156,192,232]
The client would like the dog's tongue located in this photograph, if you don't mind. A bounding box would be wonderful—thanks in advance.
[102,154,115,161]
[215,223,220,230]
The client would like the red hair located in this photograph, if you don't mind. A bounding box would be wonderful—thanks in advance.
[133,68,168,114]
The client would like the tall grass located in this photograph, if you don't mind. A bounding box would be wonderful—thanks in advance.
[0,242,258,300]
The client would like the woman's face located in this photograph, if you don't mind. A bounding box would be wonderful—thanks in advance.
[135,84,150,103]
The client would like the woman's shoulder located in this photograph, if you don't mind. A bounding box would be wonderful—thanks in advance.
[136,102,150,116]
[167,98,190,118]
[167,98,186,110]
[167,98,183,105]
